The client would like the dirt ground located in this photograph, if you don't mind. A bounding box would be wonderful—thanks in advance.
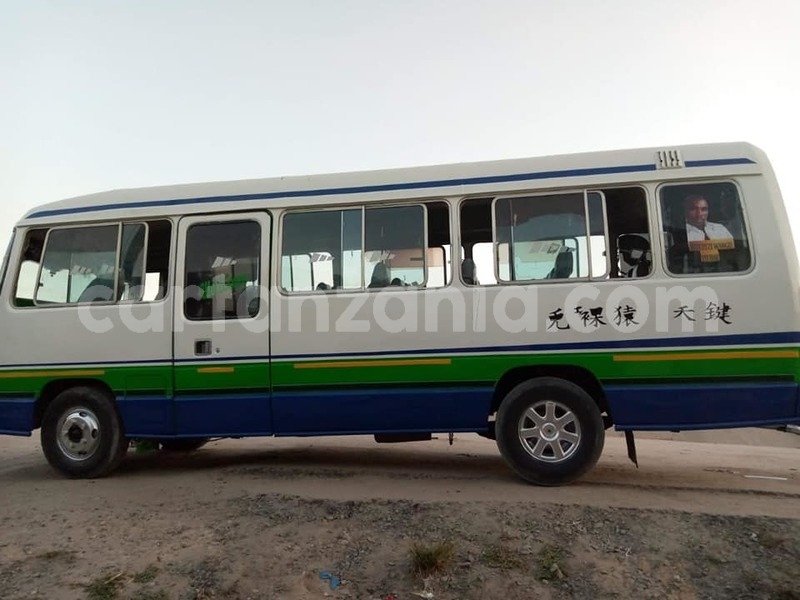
[0,429,798,600]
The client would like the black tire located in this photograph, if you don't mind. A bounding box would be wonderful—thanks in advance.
[495,377,604,486]
[40,386,127,479]
[159,438,209,452]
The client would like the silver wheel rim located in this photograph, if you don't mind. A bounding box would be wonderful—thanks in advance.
[56,407,101,461]
[518,399,581,463]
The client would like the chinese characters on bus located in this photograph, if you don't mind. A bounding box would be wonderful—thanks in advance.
[547,301,732,330]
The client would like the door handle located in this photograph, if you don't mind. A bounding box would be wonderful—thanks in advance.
[195,339,212,356]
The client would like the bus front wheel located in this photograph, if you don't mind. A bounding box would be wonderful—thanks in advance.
[495,377,604,486]
[40,386,128,479]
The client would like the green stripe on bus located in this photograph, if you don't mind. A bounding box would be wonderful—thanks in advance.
[0,346,797,396]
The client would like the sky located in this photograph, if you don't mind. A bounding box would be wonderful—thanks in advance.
[2,0,799,256]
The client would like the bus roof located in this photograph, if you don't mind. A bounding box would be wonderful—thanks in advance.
[19,141,767,225]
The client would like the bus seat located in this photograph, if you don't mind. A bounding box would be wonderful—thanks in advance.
[368,262,390,288]
[547,251,573,279]
[77,279,114,303]
[461,259,477,285]
[618,234,652,277]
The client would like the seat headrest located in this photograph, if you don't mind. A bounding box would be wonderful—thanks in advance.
[78,279,114,303]
[461,259,477,285]
[618,234,650,252]
[369,262,390,288]
[618,234,652,277]
[553,251,573,277]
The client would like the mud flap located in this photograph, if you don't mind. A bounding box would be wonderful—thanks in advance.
[625,430,638,468]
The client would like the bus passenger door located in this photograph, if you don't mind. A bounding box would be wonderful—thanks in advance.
[173,212,272,436]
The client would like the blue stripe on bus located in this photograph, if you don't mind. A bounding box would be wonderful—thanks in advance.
[123,382,798,437]
[0,330,798,371]
[275,331,800,361]
[131,388,491,437]
[271,386,493,434]
[684,158,756,168]
[26,157,755,219]
[0,396,36,435]
[5,382,795,437]
[606,381,799,430]
[0,358,172,369]
[172,392,273,437]
[117,394,174,437]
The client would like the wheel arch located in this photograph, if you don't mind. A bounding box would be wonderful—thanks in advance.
[491,365,609,420]
[34,379,118,430]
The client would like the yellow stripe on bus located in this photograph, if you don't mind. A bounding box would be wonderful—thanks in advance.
[196,367,236,374]
[613,350,799,362]
[0,369,106,379]
[294,358,452,370]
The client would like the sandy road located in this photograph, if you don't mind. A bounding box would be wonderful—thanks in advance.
[0,431,797,520]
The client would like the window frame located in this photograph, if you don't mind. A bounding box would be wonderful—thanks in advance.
[138,218,174,304]
[456,196,495,287]
[490,189,596,285]
[0,229,15,298]
[588,184,654,281]
[364,203,429,291]
[458,185,653,286]
[33,222,122,307]
[11,227,47,307]
[278,204,364,295]
[11,219,174,309]
[117,221,149,303]
[278,201,432,296]
[585,190,611,280]
[183,218,263,322]
[655,179,755,278]
[426,243,450,287]
[462,239,495,286]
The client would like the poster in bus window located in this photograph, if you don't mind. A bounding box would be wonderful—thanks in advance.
[659,182,751,274]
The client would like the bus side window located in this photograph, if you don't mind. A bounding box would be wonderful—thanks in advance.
[460,198,495,286]
[659,182,751,276]
[281,204,436,292]
[281,209,363,292]
[462,190,650,284]
[118,223,146,301]
[34,225,119,304]
[365,205,426,288]
[141,220,172,302]
[184,220,261,320]
[14,225,118,305]
[421,201,451,288]
[494,193,587,282]
[599,187,652,279]
[13,221,172,307]
[371,210,450,289]
[13,229,47,306]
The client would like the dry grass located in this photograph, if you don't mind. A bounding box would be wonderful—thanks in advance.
[409,540,456,577]
[85,572,124,600]
[535,544,566,581]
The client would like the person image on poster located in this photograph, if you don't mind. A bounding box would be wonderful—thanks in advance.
[683,194,733,242]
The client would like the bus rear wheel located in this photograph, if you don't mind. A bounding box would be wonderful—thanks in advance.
[495,377,604,486]
[40,386,127,479]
